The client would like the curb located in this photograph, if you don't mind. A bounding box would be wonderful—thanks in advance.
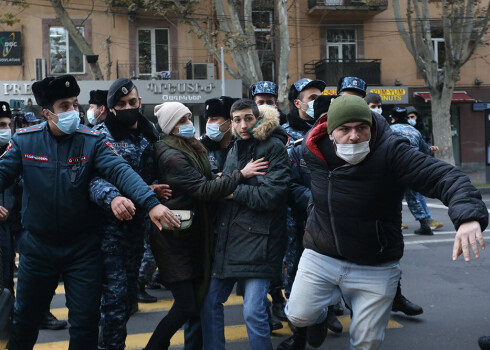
[478,187,490,195]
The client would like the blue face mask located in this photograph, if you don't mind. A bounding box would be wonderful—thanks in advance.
[176,124,195,139]
[0,129,11,146]
[300,100,315,119]
[51,110,80,134]
[407,119,416,126]
[258,104,277,111]
[206,121,229,142]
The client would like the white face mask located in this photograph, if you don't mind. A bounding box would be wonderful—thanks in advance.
[370,107,382,115]
[333,137,370,165]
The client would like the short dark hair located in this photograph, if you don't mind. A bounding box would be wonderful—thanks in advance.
[230,98,259,118]
[365,92,382,104]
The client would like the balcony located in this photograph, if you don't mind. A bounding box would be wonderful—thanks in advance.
[307,0,388,18]
[304,59,381,85]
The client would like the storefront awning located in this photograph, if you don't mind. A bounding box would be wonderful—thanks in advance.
[413,91,477,104]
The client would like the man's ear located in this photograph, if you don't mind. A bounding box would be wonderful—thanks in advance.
[138,97,142,109]
[42,109,52,120]
[110,108,116,116]
[329,134,334,141]
[100,105,107,115]
[293,99,302,109]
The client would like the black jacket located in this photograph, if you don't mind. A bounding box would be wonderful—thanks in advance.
[303,113,488,266]
[212,107,291,279]
[151,140,243,284]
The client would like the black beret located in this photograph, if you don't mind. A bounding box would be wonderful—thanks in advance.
[0,102,11,119]
[313,95,337,120]
[32,75,80,108]
[204,96,238,119]
[89,90,108,107]
[107,78,135,108]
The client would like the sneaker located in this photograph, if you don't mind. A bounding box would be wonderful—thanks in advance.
[392,295,423,316]
[277,328,307,350]
[401,224,408,229]
[428,219,444,230]
[307,317,328,348]
[478,336,490,350]
[39,311,68,330]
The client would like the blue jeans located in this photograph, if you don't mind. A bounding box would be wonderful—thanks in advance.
[286,249,400,350]
[417,192,433,221]
[201,277,272,350]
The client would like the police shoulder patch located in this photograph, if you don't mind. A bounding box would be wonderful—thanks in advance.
[104,140,120,156]
[16,124,44,135]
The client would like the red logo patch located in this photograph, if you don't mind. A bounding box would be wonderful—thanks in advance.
[24,153,49,162]
[104,140,119,156]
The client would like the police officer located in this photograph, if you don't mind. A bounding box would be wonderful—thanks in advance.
[200,96,237,174]
[0,75,180,350]
[87,89,109,128]
[0,101,14,293]
[89,78,171,350]
[250,81,287,124]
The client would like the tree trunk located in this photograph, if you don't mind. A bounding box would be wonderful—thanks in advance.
[430,87,455,165]
[276,0,290,112]
[105,36,112,80]
[50,0,104,80]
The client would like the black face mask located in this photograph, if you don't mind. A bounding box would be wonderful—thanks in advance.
[114,108,140,127]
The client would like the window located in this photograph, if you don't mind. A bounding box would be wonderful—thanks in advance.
[327,29,356,61]
[253,10,273,51]
[431,37,445,70]
[261,61,275,82]
[137,28,169,77]
[49,26,85,74]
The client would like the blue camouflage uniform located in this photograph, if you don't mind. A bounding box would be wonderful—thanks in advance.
[89,121,157,350]
[0,122,160,350]
[390,123,433,221]
[282,113,312,297]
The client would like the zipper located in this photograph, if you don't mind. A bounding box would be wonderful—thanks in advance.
[327,170,342,256]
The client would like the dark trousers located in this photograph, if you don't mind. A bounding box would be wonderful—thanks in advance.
[0,224,11,292]
[100,232,144,350]
[146,280,196,350]
[9,232,102,350]
[183,316,203,350]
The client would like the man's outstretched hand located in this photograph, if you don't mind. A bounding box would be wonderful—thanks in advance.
[453,221,485,262]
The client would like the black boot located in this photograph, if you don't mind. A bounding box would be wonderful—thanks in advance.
[479,336,490,350]
[326,305,343,334]
[414,218,433,235]
[307,316,328,348]
[272,298,288,321]
[137,282,157,303]
[277,327,306,350]
[332,301,344,316]
[39,311,68,330]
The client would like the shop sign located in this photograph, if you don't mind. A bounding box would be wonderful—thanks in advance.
[322,86,408,104]
[0,32,22,66]
[473,103,490,112]
[0,80,242,104]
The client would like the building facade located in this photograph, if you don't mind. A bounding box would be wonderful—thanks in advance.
[0,0,489,181]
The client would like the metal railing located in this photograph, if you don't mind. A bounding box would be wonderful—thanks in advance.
[308,0,388,9]
[304,59,381,85]
[116,62,179,80]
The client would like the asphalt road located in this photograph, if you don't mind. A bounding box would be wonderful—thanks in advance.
[32,195,490,349]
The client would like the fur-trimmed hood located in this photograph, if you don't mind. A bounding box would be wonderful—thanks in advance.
[232,106,287,144]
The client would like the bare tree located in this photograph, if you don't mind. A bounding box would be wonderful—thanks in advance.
[393,0,490,165]
[50,0,104,80]
[125,0,290,108]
